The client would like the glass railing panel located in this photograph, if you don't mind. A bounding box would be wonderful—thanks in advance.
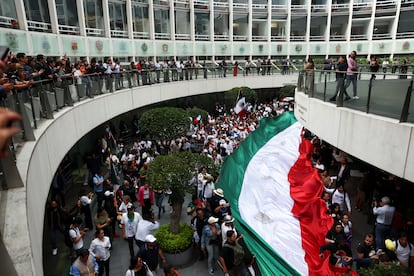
[408,84,414,123]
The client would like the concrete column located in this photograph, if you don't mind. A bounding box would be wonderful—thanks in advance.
[126,0,134,39]
[14,0,28,31]
[149,0,155,40]
[76,0,86,36]
[102,0,111,38]
[170,0,176,40]
[47,0,59,33]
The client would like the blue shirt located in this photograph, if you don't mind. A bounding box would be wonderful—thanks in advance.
[93,174,104,193]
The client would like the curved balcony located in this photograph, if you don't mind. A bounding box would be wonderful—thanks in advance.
[2,71,298,276]
[294,69,414,184]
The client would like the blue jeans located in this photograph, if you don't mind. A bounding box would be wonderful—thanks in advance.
[344,74,357,97]
[375,223,391,250]
[206,243,219,271]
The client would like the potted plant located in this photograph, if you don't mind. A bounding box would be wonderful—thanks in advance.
[155,222,194,266]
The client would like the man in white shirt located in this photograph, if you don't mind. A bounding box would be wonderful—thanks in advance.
[121,203,142,258]
[135,212,160,250]
[373,196,395,250]
[394,232,414,271]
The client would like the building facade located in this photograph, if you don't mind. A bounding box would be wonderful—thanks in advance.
[1,0,414,62]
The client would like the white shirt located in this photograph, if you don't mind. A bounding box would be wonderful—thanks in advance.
[203,182,215,199]
[69,227,83,250]
[373,204,395,225]
[89,236,111,261]
[221,223,237,245]
[395,240,414,267]
[122,212,142,238]
[80,195,91,206]
[135,219,160,241]
[119,202,128,214]
[325,187,351,212]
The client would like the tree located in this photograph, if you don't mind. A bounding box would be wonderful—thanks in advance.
[186,107,208,124]
[279,85,296,99]
[224,86,257,107]
[147,151,218,234]
[138,107,191,141]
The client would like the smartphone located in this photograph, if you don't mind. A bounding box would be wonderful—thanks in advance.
[0,46,10,61]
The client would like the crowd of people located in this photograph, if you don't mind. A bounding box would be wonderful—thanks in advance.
[2,49,411,275]
[45,87,414,275]
[313,138,414,274]
[44,94,294,276]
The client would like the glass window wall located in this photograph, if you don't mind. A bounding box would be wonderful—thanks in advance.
[351,19,369,40]
[214,12,229,40]
[291,15,307,41]
[175,10,190,39]
[109,1,128,37]
[310,16,327,41]
[24,0,51,31]
[233,13,248,40]
[84,0,104,36]
[0,0,18,28]
[397,11,414,38]
[132,4,150,38]
[154,9,171,39]
[56,0,78,27]
[330,15,347,40]
[372,18,393,39]
[195,12,210,40]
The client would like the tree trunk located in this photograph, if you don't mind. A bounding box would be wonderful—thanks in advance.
[169,201,183,234]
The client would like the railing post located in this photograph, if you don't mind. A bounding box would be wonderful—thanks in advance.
[13,91,35,141]
[337,77,345,107]
[0,147,24,189]
[27,88,37,129]
[366,77,374,114]
[323,73,327,101]
[400,79,413,123]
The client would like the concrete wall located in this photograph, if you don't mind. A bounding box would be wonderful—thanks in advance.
[5,74,297,276]
[295,91,414,182]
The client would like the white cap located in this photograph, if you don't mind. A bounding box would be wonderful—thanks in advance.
[145,234,157,243]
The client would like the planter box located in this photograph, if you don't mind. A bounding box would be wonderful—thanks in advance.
[164,245,195,267]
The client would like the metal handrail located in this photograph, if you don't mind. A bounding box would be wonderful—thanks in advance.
[298,69,414,124]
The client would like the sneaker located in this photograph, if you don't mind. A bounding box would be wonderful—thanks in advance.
[52,248,58,256]
[344,96,351,101]
[329,97,336,102]
[352,96,360,100]
[209,269,214,275]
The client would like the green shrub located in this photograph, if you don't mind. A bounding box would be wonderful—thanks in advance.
[359,261,410,276]
[155,222,193,254]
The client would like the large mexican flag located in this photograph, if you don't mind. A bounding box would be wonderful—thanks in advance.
[217,112,334,275]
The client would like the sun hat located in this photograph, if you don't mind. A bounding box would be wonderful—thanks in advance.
[207,216,219,224]
[214,188,224,197]
[223,215,234,223]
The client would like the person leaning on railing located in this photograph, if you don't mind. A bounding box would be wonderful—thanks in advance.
[0,59,22,157]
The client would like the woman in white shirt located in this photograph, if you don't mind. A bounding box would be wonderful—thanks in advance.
[89,229,111,276]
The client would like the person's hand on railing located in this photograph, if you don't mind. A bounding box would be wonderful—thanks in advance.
[0,107,21,157]
[0,82,13,93]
